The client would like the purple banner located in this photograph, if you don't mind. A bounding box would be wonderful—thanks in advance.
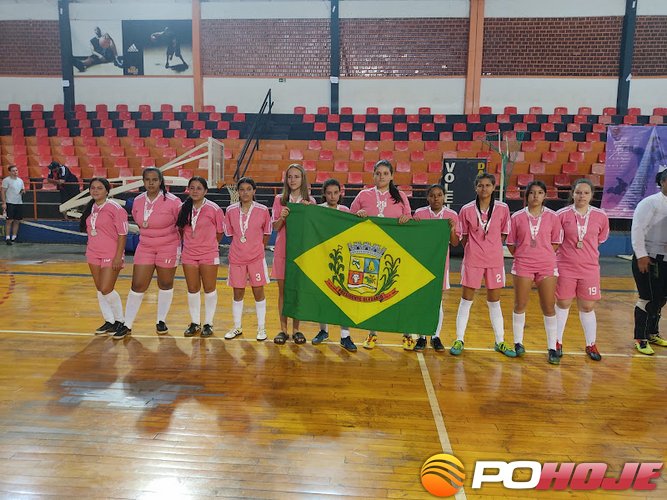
[601,126,667,218]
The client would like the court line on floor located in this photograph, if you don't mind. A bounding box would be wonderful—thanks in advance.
[417,351,468,499]
[0,329,663,359]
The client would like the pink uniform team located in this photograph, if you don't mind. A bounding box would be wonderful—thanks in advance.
[81,163,617,364]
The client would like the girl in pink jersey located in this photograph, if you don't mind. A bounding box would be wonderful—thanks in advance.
[272,163,316,345]
[177,177,224,338]
[114,168,182,339]
[555,179,609,361]
[80,177,128,335]
[413,184,460,352]
[350,160,412,350]
[224,177,273,342]
[507,181,563,365]
[451,172,515,357]
[311,178,358,352]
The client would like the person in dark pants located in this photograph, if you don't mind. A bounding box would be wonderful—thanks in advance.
[631,168,667,355]
[46,161,80,208]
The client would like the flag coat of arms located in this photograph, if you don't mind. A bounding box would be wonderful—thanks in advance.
[284,204,450,334]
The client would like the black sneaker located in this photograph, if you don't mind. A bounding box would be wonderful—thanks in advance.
[312,329,329,345]
[414,337,427,352]
[430,336,445,352]
[201,324,213,337]
[5,240,12,246]
[95,321,116,335]
[184,323,201,337]
[340,337,357,352]
[156,321,169,335]
[113,325,131,339]
[548,349,560,365]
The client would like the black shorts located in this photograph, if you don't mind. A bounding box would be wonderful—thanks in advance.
[5,203,23,220]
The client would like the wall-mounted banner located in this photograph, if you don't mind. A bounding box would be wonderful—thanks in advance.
[70,19,192,77]
[601,126,667,219]
[440,158,487,212]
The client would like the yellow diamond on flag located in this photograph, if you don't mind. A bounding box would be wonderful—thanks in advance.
[294,219,435,324]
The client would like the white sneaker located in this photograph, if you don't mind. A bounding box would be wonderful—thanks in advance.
[256,328,267,341]
[224,327,243,340]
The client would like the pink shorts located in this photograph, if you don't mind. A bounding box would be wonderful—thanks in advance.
[181,253,220,266]
[556,275,602,301]
[228,259,270,288]
[87,256,125,269]
[511,262,558,282]
[271,255,285,280]
[460,264,505,290]
[134,243,180,268]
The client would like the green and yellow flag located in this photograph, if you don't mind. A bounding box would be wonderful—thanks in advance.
[284,204,450,334]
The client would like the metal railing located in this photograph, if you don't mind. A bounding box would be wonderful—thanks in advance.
[233,89,274,181]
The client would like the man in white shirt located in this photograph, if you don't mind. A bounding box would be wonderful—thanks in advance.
[631,168,667,355]
[1,165,26,245]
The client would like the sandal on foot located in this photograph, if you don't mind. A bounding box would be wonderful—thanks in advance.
[274,331,289,344]
[293,332,306,344]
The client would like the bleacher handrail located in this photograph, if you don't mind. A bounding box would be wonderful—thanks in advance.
[234,89,274,181]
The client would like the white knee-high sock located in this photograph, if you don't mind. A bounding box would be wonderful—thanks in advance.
[103,290,124,322]
[544,314,557,350]
[124,290,145,329]
[204,290,217,326]
[157,288,174,323]
[232,299,244,329]
[97,291,114,323]
[255,299,266,330]
[434,302,444,338]
[579,310,597,346]
[455,298,473,341]
[513,312,525,345]
[487,301,505,343]
[187,292,200,324]
[555,305,570,343]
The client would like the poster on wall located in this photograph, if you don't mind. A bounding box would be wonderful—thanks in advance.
[601,126,667,219]
[440,158,487,212]
[70,19,192,77]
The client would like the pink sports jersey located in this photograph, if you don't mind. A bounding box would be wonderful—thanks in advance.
[271,194,317,263]
[350,187,411,218]
[457,200,510,268]
[226,201,272,265]
[181,199,224,259]
[132,191,182,248]
[414,206,459,289]
[318,202,351,213]
[85,199,128,259]
[556,205,609,277]
[507,207,562,269]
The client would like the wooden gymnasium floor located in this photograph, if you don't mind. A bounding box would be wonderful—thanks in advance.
[0,244,665,499]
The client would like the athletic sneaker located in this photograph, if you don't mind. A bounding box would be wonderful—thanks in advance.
[494,342,517,358]
[113,325,131,339]
[402,334,415,351]
[201,324,214,338]
[414,337,427,352]
[514,343,526,357]
[156,321,169,335]
[636,341,655,355]
[340,337,357,352]
[586,344,602,361]
[95,321,116,335]
[256,328,267,341]
[224,328,243,340]
[312,330,329,345]
[431,337,445,352]
[648,334,667,347]
[184,323,201,337]
[548,349,560,365]
[450,339,464,356]
[556,341,563,358]
[110,321,123,336]
[362,332,377,350]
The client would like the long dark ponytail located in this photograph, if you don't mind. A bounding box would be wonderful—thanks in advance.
[80,177,111,232]
[143,167,167,199]
[374,160,403,205]
[176,176,208,228]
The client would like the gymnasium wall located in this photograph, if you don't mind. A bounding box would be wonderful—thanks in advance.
[0,0,665,113]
